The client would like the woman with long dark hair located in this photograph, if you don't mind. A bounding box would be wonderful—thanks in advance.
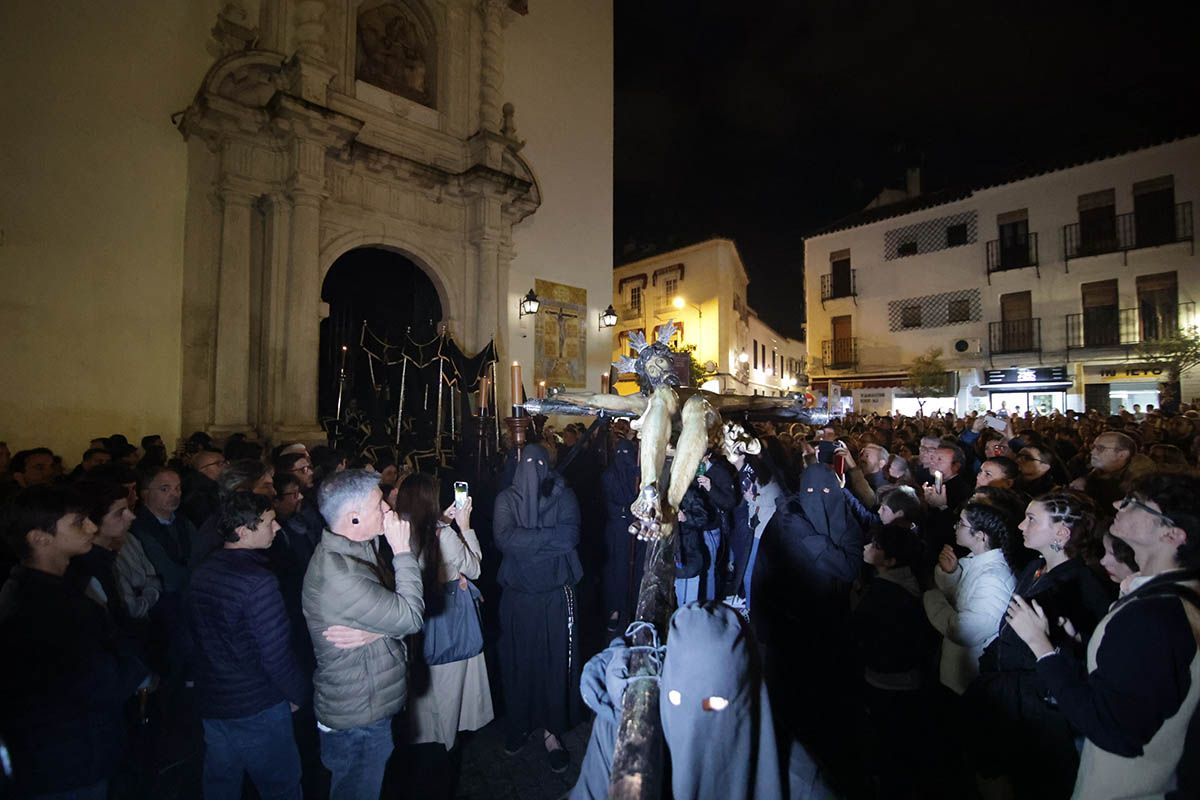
[398,473,494,752]
[965,490,1112,798]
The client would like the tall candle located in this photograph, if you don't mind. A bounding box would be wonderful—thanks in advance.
[478,376,490,412]
[537,380,546,399]
[511,362,523,416]
[601,372,610,394]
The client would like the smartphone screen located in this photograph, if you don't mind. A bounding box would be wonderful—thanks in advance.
[453,481,469,508]
[933,469,943,492]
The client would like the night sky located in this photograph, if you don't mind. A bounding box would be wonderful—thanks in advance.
[614,2,1200,340]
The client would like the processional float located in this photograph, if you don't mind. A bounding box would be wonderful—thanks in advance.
[521,321,826,798]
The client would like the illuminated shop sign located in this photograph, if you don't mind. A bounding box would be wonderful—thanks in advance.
[982,366,1068,386]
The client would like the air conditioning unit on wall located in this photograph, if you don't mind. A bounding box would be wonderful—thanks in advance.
[953,337,982,355]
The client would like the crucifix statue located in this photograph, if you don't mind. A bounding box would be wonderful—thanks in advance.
[524,320,803,541]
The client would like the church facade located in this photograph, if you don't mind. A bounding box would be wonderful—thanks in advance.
[0,0,613,453]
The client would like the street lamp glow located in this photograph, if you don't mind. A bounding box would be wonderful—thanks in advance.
[672,296,685,310]
[738,350,749,363]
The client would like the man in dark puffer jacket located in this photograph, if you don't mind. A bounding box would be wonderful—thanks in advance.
[0,485,148,799]
[188,491,308,800]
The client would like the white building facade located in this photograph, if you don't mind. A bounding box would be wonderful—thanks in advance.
[612,239,805,395]
[804,136,1199,415]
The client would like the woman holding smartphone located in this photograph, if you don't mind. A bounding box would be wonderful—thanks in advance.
[400,474,493,751]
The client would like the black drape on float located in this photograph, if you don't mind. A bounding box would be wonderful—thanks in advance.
[323,321,497,471]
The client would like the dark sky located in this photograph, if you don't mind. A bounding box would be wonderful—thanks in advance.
[614,1,1200,340]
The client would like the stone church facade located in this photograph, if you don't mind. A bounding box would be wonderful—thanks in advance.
[0,0,613,453]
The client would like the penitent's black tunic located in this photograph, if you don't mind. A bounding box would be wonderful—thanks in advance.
[494,444,584,737]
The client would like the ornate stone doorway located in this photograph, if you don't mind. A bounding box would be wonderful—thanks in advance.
[319,246,442,425]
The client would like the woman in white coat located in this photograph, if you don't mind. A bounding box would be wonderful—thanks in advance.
[400,474,494,750]
[923,498,1020,694]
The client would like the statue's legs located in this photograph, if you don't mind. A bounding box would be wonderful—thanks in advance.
[666,394,713,510]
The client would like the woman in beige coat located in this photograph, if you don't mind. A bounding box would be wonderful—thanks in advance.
[400,475,494,749]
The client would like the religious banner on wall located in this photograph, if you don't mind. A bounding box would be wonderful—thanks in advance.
[534,278,587,388]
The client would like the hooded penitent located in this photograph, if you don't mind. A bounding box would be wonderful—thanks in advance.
[602,439,646,616]
[660,603,784,800]
[513,443,553,527]
[494,443,583,593]
[569,638,634,800]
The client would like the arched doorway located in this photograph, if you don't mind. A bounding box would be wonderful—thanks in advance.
[319,247,443,442]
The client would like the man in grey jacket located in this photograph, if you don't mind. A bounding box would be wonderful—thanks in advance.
[302,469,424,800]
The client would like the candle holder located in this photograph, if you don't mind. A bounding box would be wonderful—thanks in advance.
[504,415,532,455]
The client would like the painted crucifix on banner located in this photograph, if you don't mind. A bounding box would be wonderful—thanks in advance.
[534,278,587,389]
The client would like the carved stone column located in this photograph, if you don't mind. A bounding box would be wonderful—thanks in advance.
[276,187,325,442]
[211,185,256,434]
[260,193,292,435]
[293,0,327,60]
[286,0,337,105]
[479,0,506,134]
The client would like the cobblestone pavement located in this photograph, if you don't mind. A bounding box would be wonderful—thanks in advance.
[455,717,594,800]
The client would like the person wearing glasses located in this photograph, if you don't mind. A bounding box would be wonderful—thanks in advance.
[1007,474,1200,799]
[181,448,228,528]
[1077,431,1156,512]
[1013,445,1058,497]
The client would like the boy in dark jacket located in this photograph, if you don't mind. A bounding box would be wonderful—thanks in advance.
[0,485,148,798]
[187,491,308,800]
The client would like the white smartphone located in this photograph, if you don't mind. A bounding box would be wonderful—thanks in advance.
[453,481,469,509]
[932,470,944,492]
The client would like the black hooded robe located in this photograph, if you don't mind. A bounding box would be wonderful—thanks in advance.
[750,463,864,774]
[493,444,584,738]
[601,439,645,621]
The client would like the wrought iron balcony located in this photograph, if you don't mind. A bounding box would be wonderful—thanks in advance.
[986,233,1039,274]
[988,318,1041,355]
[822,338,858,369]
[1065,302,1195,351]
[820,269,857,301]
[1063,202,1193,265]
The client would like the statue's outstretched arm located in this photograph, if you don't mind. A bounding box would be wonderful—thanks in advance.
[523,392,646,418]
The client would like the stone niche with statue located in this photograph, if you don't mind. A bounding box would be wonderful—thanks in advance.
[177,0,538,443]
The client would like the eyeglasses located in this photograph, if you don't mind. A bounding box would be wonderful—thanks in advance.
[1118,494,1177,527]
[292,464,314,473]
[1014,453,1047,464]
[198,459,228,471]
[279,491,303,499]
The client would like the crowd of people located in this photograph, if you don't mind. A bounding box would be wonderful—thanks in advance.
[0,399,1198,799]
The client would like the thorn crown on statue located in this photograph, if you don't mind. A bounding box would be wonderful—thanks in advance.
[614,320,680,395]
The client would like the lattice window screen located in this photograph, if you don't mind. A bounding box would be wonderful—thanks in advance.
[888,288,981,332]
[884,211,978,260]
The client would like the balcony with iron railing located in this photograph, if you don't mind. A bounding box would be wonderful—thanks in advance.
[1065,301,1195,351]
[986,233,1039,277]
[988,318,1042,355]
[1063,202,1193,266]
[822,338,858,370]
[618,303,642,322]
[820,269,857,302]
